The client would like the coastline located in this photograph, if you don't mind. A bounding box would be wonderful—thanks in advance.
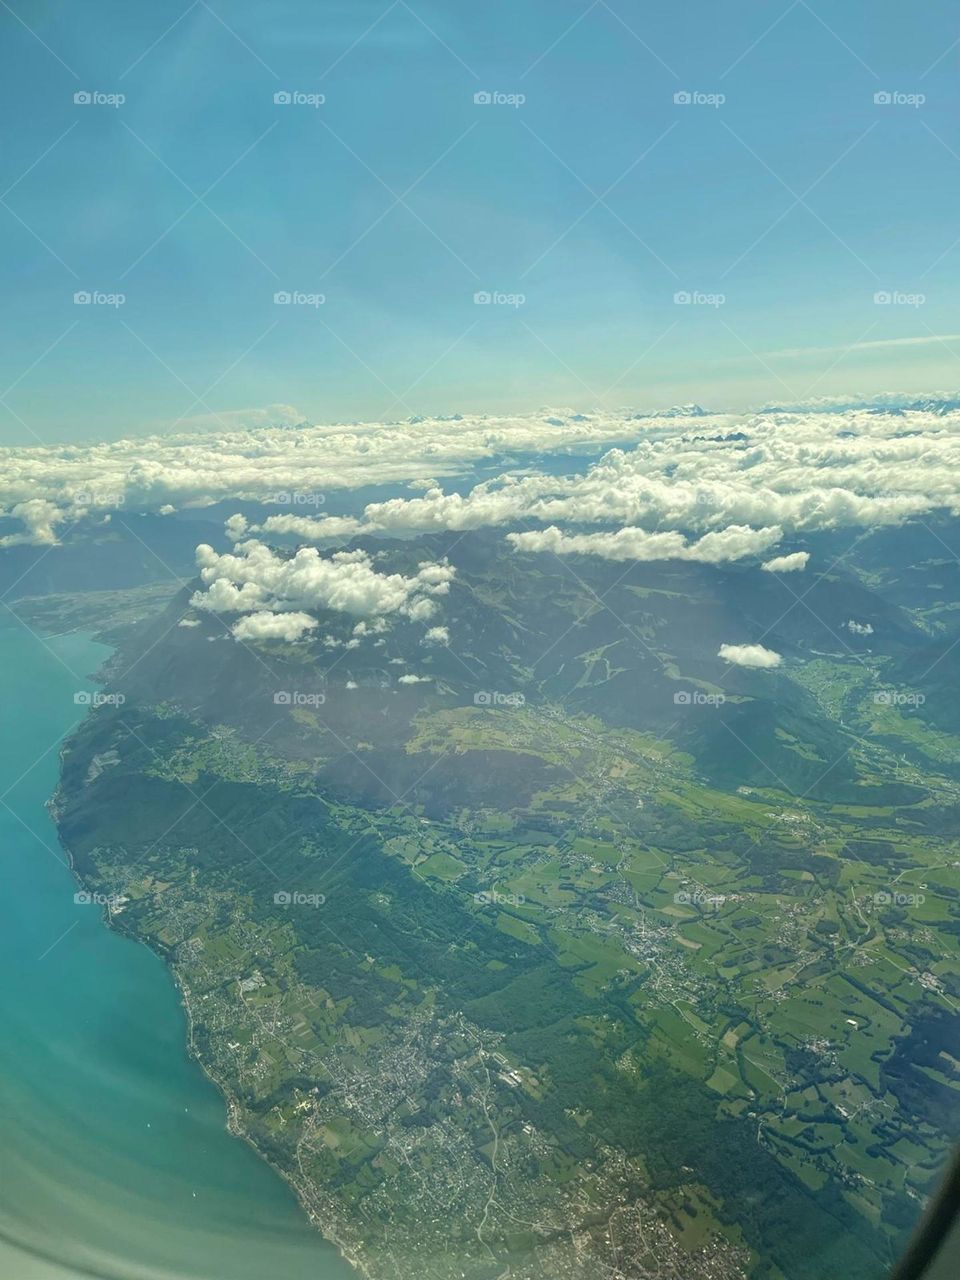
[0,621,360,1280]
[51,762,373,1280]
[45,622,374,1280]
[174,970,375,1280]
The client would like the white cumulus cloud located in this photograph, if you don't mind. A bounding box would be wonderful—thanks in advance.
[762,552,810,573]
[718,643,782,669]
[507,524,782,563]
[190,539,454,641]
[232,611,319,643]
[257,514,366,540]
[0,499,64,548]
[224,513,249,542]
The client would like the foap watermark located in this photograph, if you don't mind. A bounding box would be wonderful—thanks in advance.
[873,890,926,908]
[274,290,325,307]
[274,890,326,907]
[474,889,526,906]
[273,690,326,707]
[474,690,525,707]
[673,690,726,707]
[267,490,326,506]
[274,90,325,107]
[674,290,725,307]
[674,90,725,108]
[74,290,125,308]
[74,890,124,907]
[74,490,125,507]
[474,90,526,108]
[874,690,925,707]
[874,290,925,307]
[874,90,925,108]
[74,690,125,708]
[74,90,125,108]
[674,889,726,908]
[474,290,526,308]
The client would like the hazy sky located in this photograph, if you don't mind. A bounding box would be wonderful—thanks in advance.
[2,0,960,442]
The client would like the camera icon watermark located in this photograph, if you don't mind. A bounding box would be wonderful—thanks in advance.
[74,690,125,708]
[473,90,526,108]
[674,889,725,908]
[473,290,526,308]
[674,290,725,307]
[873,290,925,308]
[273,690,326,707]
[873,690,925,707]
[266,490,326,506]
[674,90,725,108]
[474,690,525,707]
[274,290,325,307]
[74,890,123,907]
[273,90,325,107]
[74,90,125,108]
[873,90,925,108]
[872,890,925,908]
[74,490,125,507]
[474,889,525,906]
[74,290,126,308]
[673,690,725,707]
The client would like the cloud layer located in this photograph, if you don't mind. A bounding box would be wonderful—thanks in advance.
[326,406,960,566]
[348,412,958,543]
[5,405,960,579]
[0,408,720,546]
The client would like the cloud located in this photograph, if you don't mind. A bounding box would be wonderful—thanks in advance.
[745,336,960,361]
[357,419,949,548]
[361,485,530,533]
[718,643,782,669]
[257,514,366,540]
[7,406,960,574]
[0,498,64,548]
[330,405,960,567]
[423,625,450,645]
[398,673,432,684]
[190,539,454,641]
[232,611,318,643]
[761,551,809,573]
[847,619,874,635]
[224,514,249,542]
[0,409,735,543]
[507,524,782,563]
[757,390,956,413]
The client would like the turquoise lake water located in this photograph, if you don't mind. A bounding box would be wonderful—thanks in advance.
[0,626,353,1280]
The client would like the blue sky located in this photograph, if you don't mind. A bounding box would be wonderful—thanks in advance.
[2,0,960,442]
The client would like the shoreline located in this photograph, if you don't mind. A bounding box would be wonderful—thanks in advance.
[175,967,375,1280]
[51,764,373,1280]
[46,635,375,1280]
